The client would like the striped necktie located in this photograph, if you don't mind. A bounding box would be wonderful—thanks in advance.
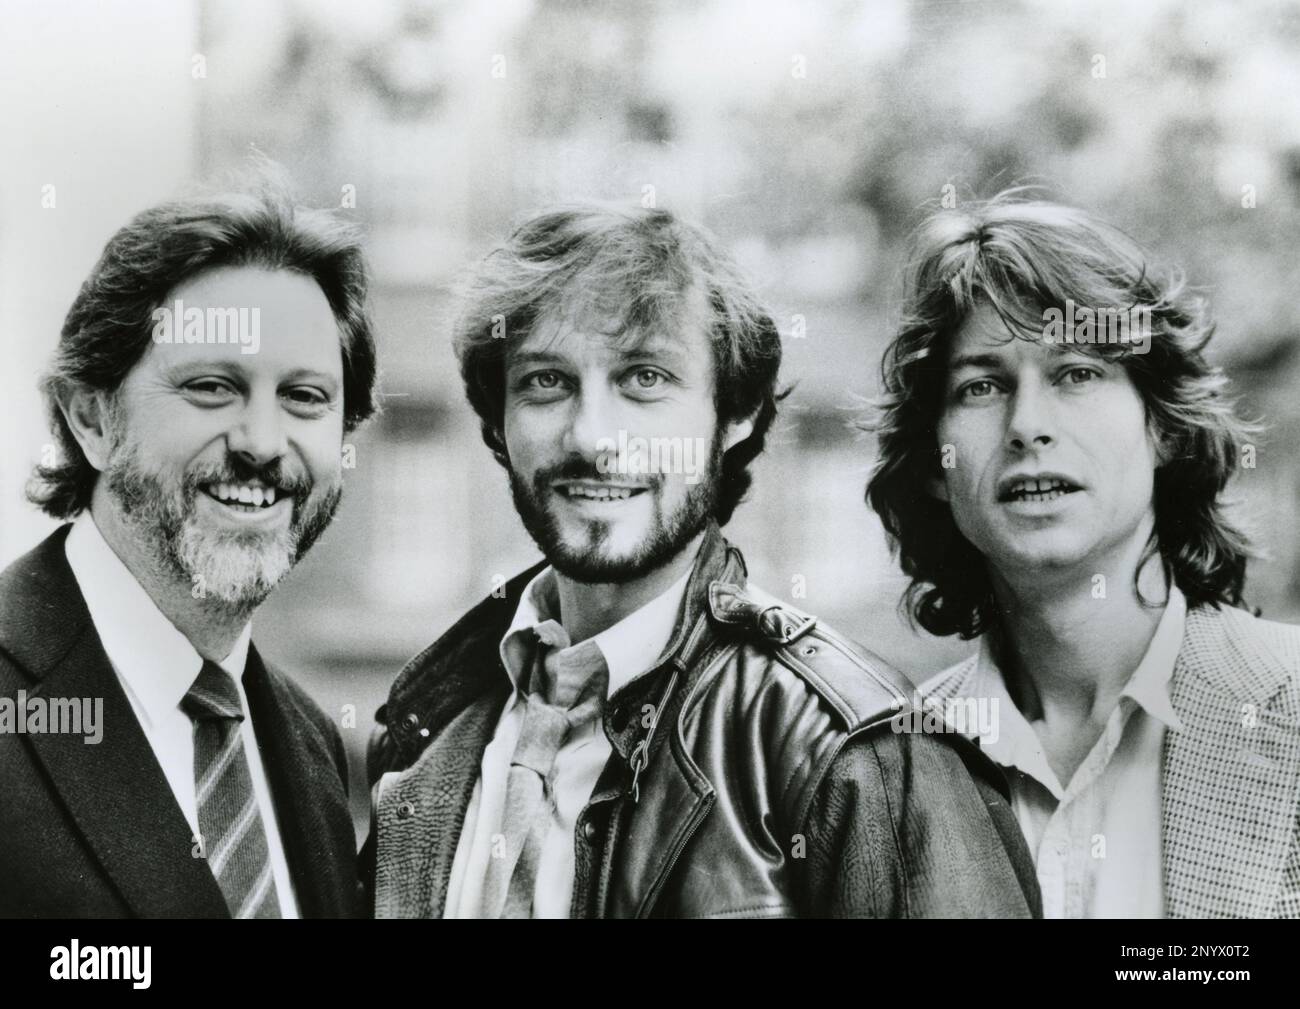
[182,660,281,919]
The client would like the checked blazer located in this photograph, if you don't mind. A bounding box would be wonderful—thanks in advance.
[922,601,1300,918]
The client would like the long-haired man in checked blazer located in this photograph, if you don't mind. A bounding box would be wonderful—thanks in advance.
[867,192,1299,918]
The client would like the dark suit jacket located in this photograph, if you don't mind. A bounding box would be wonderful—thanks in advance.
[0,525,362,918]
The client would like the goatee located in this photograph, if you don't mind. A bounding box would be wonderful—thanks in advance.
[507,434,724,584]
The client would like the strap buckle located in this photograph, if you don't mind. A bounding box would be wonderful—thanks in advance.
[757,605,817,645]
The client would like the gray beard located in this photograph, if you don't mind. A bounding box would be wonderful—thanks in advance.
[104,444,341,610]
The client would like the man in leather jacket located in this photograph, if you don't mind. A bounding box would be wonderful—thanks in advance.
[363,203,1040,918]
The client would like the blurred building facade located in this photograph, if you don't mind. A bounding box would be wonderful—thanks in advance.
[7,0,1300,830]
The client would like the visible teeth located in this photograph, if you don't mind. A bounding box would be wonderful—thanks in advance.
[1012,478,1068,495]
[1009,483,1072,502]
[208,482,279,506]
[565,485,634,500]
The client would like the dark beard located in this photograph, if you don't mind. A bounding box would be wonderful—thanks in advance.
[105,444,341,608]
[507,435,724,585]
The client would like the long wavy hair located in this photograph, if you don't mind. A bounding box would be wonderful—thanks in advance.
[865,192,1257,639]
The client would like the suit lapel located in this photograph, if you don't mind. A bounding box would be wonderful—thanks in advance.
[243,646,359,918]
[10,529,227,917]
[918,654,980,704]
[373,690,504,918]
[1163,605,1300,918]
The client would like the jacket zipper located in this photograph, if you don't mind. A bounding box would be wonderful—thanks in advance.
[627,668,679,803]
[630,643,736,917]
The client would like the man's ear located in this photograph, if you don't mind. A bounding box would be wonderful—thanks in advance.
[59,387,117,473]
[721,410,759,453]
[926,475,950,502]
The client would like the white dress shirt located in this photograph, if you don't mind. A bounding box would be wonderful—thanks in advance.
[64,512,300,918]
[969,587,1188,918]
[443,565,691,918]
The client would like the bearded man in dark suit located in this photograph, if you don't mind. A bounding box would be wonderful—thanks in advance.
[0,172,377,918]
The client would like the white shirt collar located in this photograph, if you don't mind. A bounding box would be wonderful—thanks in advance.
[971,583,1188,794]
[1120,584,1186,732]
[64,511,252,729]
[499,565,691,698]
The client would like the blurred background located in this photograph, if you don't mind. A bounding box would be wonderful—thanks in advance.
[4,0,1300,835]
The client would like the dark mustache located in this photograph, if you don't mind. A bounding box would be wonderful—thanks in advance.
[534,456,661,488]
[185,455,313,497]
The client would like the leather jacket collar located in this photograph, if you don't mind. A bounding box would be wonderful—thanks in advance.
[376,521,743,773]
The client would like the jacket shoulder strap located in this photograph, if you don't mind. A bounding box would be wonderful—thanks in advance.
[707,581,912,731]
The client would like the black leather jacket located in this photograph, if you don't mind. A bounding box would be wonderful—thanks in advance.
[364,524,1040,918]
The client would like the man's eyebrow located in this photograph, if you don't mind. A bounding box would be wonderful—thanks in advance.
[162,361,340,385]
[611,339,690,367]
[161,358,246,381]
[948,352,1008,372]
[506,339,691,370]
[507,350,570,370]
[279,367,340,387]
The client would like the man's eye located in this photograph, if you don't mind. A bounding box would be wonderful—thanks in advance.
[185,380,236,397]
[528,371,563,390]
[960,379,998,400]
[629,368,665,390]
[1063,366,1099,385]
[284,387,327,406]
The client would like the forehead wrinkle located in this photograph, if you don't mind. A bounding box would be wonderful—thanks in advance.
[517,290,704,367]
[948,336,1123,380]
[607,327,693,366]
[514,315,571,356]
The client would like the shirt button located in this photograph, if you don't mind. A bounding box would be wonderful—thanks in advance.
[583,820,598,842]
[396,800,416,820]
[402,712,420,732]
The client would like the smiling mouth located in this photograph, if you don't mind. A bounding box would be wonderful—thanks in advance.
[998,477,1082,503]
[201,481,289,513]
[554,482,649,503]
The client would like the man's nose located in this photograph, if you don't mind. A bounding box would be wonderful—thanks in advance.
[226,394,288,467]
[562,387,619,459]
[1005,379,1057,453]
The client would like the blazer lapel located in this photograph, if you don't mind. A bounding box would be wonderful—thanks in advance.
[243,646,360,918]
[918,654,980,704]
[1163,604,1300,918]
[10,529,227,917]
[372,690,504,918]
